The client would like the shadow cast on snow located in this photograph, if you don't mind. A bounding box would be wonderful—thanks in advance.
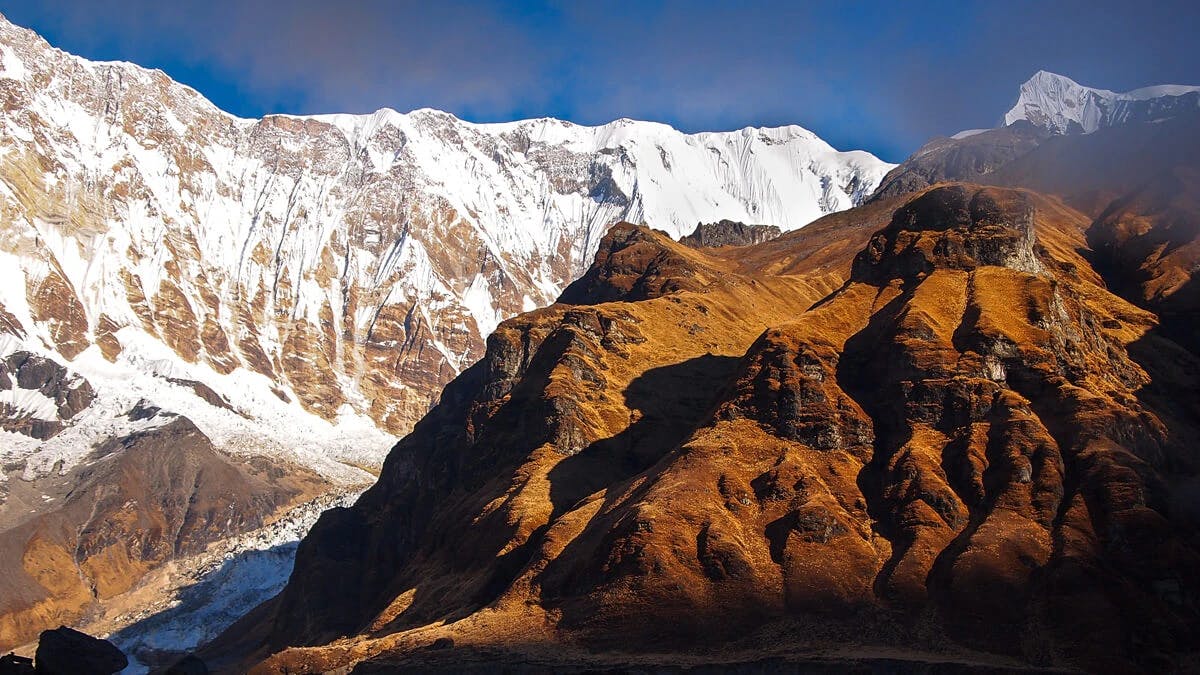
[107,541,301,671]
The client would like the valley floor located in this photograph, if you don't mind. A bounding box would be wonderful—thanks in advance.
[8,489,365,674]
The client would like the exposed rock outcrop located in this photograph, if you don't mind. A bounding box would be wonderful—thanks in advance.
[679,220,782,248]
[34,627,126,675]
[0,418,327,648]
[0,352,93,440]
[558,223,720,304]
[0,652,33,674]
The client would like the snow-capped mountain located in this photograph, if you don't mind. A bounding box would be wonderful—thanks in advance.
[0,12,893,651]
[1004,70,1200,134]
[876,70,1200,199]
[0,12,892,476]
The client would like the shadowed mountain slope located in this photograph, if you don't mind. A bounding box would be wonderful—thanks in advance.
[207,181,1199,673]
[0,417,326,648]
[879,109,1200,360]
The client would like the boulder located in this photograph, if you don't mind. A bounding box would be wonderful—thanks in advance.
[34,627,127,675]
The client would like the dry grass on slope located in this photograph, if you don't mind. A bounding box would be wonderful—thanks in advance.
[229,184,1199,674]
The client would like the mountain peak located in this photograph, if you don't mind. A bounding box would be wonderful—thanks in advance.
[1027,69,1082,86]
[1004,70,1200,134]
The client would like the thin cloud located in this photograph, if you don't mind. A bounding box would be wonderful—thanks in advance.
[3,0,1197,161]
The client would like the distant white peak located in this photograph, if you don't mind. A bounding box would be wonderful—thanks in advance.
[1004,70,1200,134]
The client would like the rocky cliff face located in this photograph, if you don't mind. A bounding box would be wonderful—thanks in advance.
[679,220,782,248]
[221,180,1199,672]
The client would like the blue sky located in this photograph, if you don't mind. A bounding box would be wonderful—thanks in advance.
[3,1,1197,162]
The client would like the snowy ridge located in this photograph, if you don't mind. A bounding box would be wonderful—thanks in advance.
[1004,70,1200,134]
[0,13,893,474]
[0,330,388,485]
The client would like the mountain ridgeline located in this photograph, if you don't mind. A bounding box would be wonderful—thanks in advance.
[0,11,891,452]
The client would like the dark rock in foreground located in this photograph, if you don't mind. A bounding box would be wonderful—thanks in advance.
[0,652,33,675]
[34,627,126,675]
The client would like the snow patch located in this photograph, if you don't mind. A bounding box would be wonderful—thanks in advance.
[462,273,502,338]
[951,129,989,140]
[0,43,25,80]
[0,387,59,420]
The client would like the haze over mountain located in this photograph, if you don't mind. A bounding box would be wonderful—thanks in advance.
[877,70,1200,211]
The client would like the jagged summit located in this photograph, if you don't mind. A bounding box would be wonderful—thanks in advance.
[851,185,1043,283]
[1003,69,1200,134]
[679,220,782,249]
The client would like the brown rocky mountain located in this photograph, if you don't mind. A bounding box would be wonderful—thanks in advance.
[987,114,1200,357]
[880,104,1200,359]
[679,220,783,249]
[0,343,341,656]
[872,122,1050,198]
[3,16,1195,667]
[0,416,325,648]
[203,163,1200,671]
